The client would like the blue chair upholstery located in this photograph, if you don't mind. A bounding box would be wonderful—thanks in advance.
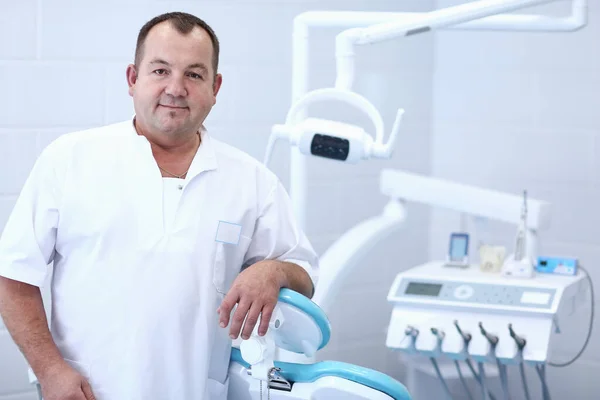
[230,288,412,400]
[231,348,411,400]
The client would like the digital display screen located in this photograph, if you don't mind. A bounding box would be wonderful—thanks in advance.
[450,236,468,260]
[405,282,443,297]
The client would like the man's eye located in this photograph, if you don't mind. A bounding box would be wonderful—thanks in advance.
[154,69,167,75]
[189,72,203,80]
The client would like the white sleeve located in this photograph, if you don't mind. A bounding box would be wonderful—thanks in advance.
[0,142,63,287]
[243,180,319,290]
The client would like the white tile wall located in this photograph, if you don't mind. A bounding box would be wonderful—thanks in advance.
[0,64,106,128]
[0,132,38,194]
[431,123,596,184]
[0,0,434,398]
[0,198,17,233]
[431,1,600,399]
[103,63,136,123]
[0,2,38,60]
[433,67,538,127]
[39,1,173,61]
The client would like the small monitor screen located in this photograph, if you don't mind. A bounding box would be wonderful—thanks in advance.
[405,282,443,297]
[450,236,468,260]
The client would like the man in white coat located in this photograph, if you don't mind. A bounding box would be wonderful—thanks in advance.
[0,12,318,400]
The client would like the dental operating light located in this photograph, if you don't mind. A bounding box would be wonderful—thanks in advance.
[263,87,405,166]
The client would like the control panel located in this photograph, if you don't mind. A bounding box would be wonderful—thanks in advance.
[393,279,556,310]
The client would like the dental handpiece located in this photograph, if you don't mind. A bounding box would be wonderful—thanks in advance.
[454,320,472,343]
[479,322,499,346]
[431,327,446,341]
[509,324,527,350]
[405,325,419,338]
[510,324,532,400]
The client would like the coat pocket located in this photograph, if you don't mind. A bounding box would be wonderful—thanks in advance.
[212,236,251,295]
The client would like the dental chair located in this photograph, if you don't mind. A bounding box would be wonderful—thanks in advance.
[228,288,412,400]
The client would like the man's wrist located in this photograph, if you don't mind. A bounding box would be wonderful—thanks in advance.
[35,357,70,383]
[256,259,313,298]
[270,261,290,288]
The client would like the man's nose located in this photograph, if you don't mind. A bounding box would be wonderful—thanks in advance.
[165,75,187,98]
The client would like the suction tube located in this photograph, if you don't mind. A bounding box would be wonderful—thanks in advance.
[478,362,490,400]
[431,358,455,400]
[520,363,531,400]
[536,364,552,400]
[454,360,474,400]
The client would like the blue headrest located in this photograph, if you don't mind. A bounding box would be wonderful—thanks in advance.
[278,288,331,350]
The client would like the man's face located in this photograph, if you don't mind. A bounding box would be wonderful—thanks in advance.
[127,22,222,137]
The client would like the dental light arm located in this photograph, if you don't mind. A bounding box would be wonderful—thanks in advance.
[380,169,550,262]
[380,169,550,231]
[335,0,586,90]
[451,0,587,32]
[312,198,406,313]
[263,88,405,167]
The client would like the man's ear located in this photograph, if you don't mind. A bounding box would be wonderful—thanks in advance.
[126,64,137,97]
[212,73,223,102]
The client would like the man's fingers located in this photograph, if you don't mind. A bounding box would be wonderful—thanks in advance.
[81,380,96,400]
[241,303,263,340]
[218,290,240,328]
[229,300,251,339]
[258,303,275,336]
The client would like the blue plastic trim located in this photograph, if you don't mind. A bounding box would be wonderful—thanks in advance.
[277,288,331,350]
[231,348,411,400]
[231,347,250,368]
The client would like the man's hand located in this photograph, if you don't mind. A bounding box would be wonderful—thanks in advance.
[217,260,285,340]
[39,362,96,400]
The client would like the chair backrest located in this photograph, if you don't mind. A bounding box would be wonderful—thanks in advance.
[271,289,332,357]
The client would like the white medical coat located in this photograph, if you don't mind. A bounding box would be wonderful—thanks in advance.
[0,120,319,400]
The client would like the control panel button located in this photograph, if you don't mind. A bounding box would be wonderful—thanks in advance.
[453,285,474,300]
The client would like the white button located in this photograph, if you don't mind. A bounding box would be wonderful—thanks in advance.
[454,285,474,300]
[240,336,268,364]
